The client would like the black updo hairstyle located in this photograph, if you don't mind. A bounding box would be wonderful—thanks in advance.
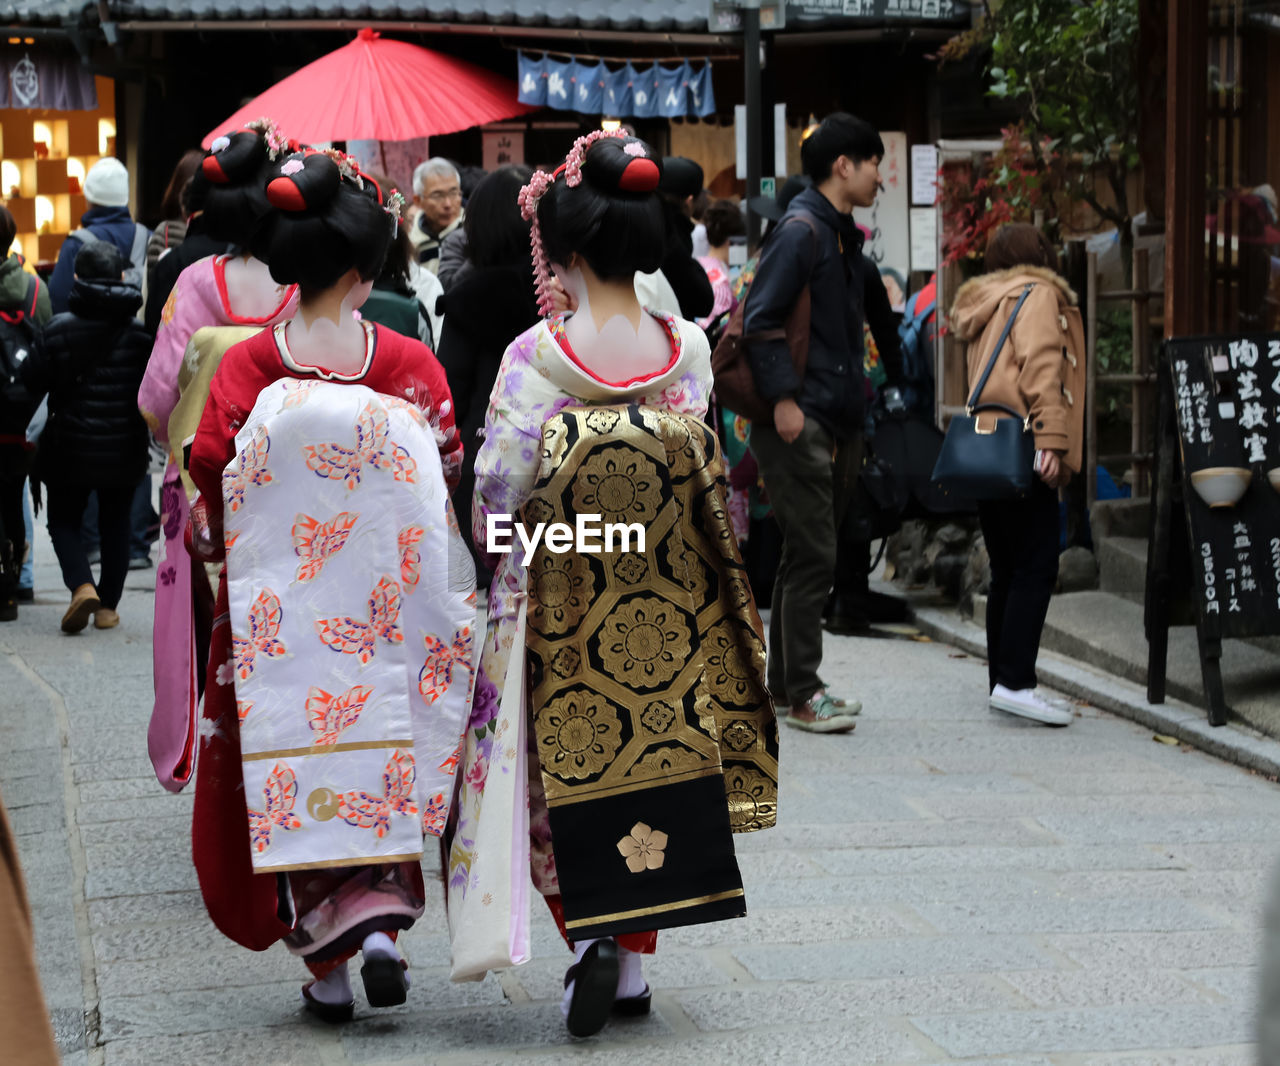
[256,151,394,296]
[465,164,533,270]
[186,129,274,247]
[536,137,665,282]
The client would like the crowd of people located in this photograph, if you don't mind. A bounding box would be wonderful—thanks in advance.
[0,110,1085,1044]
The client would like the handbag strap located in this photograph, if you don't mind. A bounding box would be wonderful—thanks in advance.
[966,284,1033,413]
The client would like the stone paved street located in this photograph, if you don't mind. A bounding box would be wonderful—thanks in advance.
[3,536,1276,1065]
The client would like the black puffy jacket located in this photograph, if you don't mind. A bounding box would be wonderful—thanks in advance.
[22,277,152,487]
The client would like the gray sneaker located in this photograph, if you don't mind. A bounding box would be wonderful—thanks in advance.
[786,690,859,734]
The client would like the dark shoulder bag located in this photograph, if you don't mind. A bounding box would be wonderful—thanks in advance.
[710,214,817,425]
[931,284,1036,500]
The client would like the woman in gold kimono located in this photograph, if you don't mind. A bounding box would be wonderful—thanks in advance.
[447,131,778,1038]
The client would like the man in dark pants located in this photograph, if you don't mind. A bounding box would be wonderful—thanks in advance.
[745,113,884,734]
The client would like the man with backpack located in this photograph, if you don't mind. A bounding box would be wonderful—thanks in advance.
[48,158,150,316]
[0,205,52,621]
[743,112,888,734]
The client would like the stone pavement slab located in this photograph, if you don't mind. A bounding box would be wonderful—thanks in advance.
[0,532,1275,1064]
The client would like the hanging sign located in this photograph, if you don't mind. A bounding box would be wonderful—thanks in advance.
[784,0,964,24]
[0,50,97,111]
[517,53,716,119]
[482,130,525,171]
[709,0,786,32]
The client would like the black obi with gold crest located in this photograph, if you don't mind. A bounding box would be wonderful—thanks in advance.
[522,404,779,940]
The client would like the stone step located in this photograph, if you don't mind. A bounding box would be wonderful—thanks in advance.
[1089,495,1151,542]
[1096,535,1148,605]
[1037,590,1280,738]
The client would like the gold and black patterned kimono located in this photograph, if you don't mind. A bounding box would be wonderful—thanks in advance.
[523,404,779,941]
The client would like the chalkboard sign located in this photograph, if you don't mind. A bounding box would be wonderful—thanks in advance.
[1146,333,1280,725]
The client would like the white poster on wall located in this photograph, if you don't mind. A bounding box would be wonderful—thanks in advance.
[853,131,909,298]
[910,143,939,205]
[909,206,938,272]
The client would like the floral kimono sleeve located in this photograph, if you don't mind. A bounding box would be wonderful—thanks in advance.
[471,330,556,572]
[636,320,714,419]
[404,341,463,493]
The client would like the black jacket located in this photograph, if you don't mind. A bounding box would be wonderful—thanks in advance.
[744,187,875,439]
[22,278,152,487]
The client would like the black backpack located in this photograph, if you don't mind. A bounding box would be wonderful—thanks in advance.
[0,274,42,435]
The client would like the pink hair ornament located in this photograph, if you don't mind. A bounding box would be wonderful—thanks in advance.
[517,128,638,316]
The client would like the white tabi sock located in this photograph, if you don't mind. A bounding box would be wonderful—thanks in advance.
[308,962,352,1005]
[561,937,603,1019]
[616,945,647,999]
[361,931,409,988]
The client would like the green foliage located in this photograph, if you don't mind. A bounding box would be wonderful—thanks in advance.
[949,0,1141,238]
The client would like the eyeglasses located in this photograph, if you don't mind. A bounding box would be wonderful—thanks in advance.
[425,187,462,203]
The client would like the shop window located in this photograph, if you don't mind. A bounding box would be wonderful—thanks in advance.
[1,76,115,266]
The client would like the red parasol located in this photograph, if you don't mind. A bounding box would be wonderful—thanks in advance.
[203,28,534,147]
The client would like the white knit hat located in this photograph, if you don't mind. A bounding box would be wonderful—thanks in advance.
[84,157,129,207]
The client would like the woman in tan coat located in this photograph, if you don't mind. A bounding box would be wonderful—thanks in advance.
[0,791,60,1065]
[949,223,1085,726]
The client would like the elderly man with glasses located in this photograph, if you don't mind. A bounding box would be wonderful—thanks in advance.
[409,157,465,275]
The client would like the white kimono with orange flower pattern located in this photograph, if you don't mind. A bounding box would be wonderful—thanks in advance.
[224,379,478,872]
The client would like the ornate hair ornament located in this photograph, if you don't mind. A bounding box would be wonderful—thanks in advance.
[517,128,659,316]
[244,117,291,160]
[320,147,364,188]
[383,190,407,236]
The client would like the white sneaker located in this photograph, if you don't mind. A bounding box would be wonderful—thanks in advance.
[989,684,1073,726]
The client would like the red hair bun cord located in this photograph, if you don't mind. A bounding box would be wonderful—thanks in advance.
[619,157,660,193]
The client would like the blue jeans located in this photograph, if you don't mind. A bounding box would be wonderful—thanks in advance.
[20,484,33,589]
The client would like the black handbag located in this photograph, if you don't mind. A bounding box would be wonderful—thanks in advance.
[931,284,1036,500]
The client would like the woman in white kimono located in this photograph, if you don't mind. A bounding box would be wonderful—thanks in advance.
[188,149,478,1022]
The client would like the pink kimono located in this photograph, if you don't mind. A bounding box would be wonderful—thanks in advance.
[138,255,297,792]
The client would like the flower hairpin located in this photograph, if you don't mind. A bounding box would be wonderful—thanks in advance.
[518,127,631,316]
[210,135,231,154]
[245,117,290,160]
[320,147,363,187]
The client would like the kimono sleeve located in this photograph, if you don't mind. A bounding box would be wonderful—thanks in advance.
[471,333,546,571]
[188,348,260,515]
[400,338,462,493]
[138,266,200,443]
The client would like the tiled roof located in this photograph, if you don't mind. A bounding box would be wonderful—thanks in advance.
[0,1,95,25]
[111,0,713,32]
